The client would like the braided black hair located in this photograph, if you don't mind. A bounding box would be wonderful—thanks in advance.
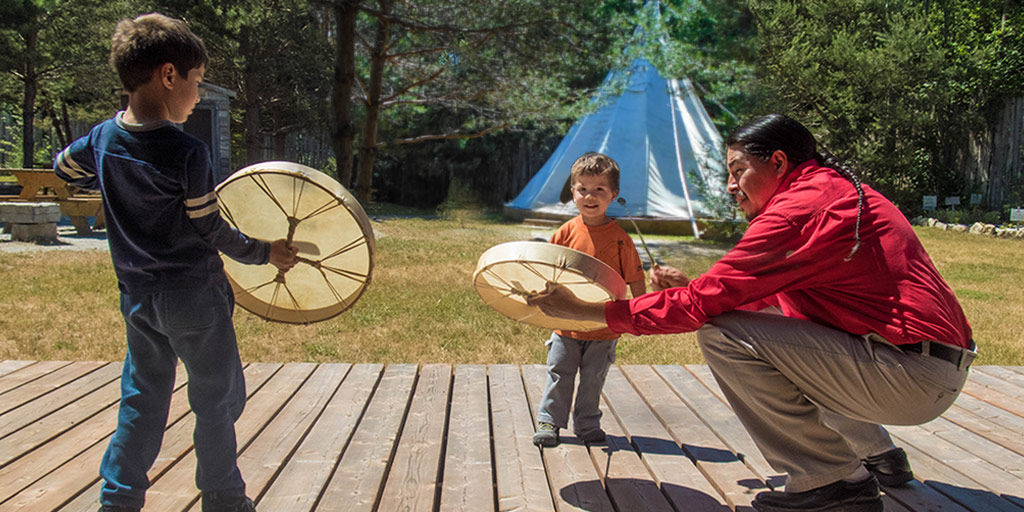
[726,114,865,260]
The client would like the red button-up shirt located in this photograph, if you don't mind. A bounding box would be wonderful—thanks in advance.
[605,161,973,349]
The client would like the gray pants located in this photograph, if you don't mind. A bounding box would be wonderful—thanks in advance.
[698,311,973,492]
[536,333,617,434]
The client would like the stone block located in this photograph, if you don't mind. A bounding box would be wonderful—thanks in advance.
[9,222,58,242]
[0,202,62,224]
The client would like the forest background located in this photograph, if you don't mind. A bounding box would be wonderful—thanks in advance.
[1,0,1022,220]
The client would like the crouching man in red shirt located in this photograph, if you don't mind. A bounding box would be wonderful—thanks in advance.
[528,114,975,512]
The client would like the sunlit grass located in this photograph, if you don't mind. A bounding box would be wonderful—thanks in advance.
[0,214,1020,365]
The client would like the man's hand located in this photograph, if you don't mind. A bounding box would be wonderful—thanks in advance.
[526,282,607,326]
[268,239,299,271]
[650,265,690,291]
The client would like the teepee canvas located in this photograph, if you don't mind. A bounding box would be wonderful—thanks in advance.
[506,58,727,235]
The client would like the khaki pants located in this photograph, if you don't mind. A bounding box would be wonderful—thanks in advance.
[697,311,973,492]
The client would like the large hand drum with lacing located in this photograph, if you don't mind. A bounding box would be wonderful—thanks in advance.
[473,241,626,331]
[216,161,375,324]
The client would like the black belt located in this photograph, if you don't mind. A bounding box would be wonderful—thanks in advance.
[899,340,975,367]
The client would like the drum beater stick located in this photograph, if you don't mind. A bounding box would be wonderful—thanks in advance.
[617,198,658,269]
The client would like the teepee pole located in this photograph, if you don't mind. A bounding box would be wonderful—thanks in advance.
[668,78,701,239]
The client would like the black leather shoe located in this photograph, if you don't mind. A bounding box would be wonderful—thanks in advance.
[752,475,882,512]
[202,492,256,512]
[863,447,914,487]
[98,506,140,512]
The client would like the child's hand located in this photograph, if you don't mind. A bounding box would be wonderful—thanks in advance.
[650,265,689,291]
[268,239,299,271]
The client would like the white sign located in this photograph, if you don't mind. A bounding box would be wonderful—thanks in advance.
[922,195,937,210]
[970,193,983,205]
[1011,208,1024,222]
[944,196,961,206]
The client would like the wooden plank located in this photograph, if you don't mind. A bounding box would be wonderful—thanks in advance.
[377,364,452,512]
[0,362,119,439]
[941,402,1024,459]
[970,367,1024,401]
[315,364,418,512]
[608,365,734,511]
[141,363,317,511]
[521,364,614,512]
[970,366,1024,393]
[0,361,33,379]
[888,424,1024,510]
[439,364,495,512]
[962,378,1024,418]
[488,364,554,512]
[658,365,784,487]
[0,361,75,404]
[178,364,354,512]
[886,440,1008,512]
[625,364,763,508]
[53,363,280,512]
[586,371,676,512]
[0,363,192,511]
[256,364,382,511]
[0,370,119,469]
[916,416,1024,480]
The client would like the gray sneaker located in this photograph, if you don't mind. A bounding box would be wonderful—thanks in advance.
[532,422,560,447]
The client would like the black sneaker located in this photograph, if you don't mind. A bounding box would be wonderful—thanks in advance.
[574,427,606,443]
[863,447,914,487]
[202,491,256,512]
[98,506,140,512]
[752,475,882,512]
[533,422,559,447]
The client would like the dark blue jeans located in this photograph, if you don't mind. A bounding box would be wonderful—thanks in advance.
[99,279,247,508]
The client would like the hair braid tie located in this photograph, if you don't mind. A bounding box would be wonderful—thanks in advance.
[819,152,864,261]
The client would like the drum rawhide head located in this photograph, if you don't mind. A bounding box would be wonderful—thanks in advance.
[216,161,375,324]
[473,241,626,331]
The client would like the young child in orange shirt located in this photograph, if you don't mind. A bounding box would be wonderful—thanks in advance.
[533,152,646,447]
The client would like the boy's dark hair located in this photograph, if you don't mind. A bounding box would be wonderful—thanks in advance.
[110,13,208,92]
[570,152,620,193]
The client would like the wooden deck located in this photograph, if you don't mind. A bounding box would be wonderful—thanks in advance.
[1,361,1022,511]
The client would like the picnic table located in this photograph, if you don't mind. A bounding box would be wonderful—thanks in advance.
[0,168,105,234]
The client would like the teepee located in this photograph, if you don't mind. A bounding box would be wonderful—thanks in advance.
[505,57,727,237]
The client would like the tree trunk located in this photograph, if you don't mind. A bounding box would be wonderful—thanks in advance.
[355,0,390,203]
[332,0,360,188]
[240,26,263,165]
[957,97,1024,209]
[21,28,38,168]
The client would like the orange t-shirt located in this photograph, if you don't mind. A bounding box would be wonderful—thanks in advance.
[551,215,645,340]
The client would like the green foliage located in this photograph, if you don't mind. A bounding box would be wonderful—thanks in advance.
[747,0,1024,210]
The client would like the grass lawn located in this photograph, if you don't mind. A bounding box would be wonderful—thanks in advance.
[0,209,1020,365]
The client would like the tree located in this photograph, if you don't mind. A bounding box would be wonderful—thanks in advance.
[327,0,619,203]
[747,0,1023,210]
[0,0,130,167]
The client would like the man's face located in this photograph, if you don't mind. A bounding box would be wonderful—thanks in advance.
[726,146,788,220]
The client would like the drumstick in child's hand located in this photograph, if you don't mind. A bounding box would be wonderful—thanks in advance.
[617,198,658,269]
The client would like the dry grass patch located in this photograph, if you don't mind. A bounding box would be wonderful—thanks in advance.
[1,215,1021,366]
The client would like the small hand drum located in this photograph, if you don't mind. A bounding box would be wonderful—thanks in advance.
[216,161,375,324]
[473,241,626,331]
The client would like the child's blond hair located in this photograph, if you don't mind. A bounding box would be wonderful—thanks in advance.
[110,13,208,92]
[570,152,620,193]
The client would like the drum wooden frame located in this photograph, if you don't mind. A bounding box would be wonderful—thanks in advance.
[473,241,626,331]
[216,161,375,324]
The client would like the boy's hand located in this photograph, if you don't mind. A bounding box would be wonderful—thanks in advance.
[269,239,299,271]
[650,265,689,291]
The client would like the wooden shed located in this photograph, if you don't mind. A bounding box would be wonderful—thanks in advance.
[183,82,237,183]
